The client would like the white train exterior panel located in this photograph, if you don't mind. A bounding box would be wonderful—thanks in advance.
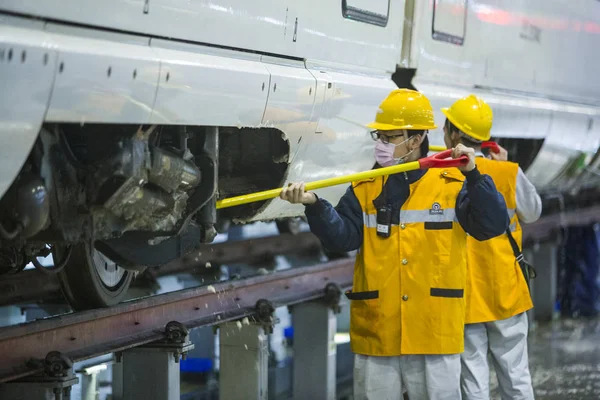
[149,41,270,127]
[0,22,58,198]
[249,67,396,221]
[0,0,598,218]
[44,25,160,124]
[0,0,403,73]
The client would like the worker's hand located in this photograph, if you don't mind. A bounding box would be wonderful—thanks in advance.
[279,182,317,205]
[489,144,508,161]
[452,144,476,172]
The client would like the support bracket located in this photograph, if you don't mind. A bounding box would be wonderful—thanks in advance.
[1,351,80,400]
[117,321,194,363]
[251,299,276,334]
[323,283,342,314]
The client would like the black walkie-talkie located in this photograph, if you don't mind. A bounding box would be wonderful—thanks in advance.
[376,205,392,238]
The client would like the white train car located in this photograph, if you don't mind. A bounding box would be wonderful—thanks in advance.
[0,0,598,309]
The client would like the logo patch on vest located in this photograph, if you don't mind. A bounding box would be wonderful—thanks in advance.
[429,202,443,215]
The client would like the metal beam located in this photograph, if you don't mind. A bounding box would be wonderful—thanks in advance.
[152,231,321,277]
[522,205,600,242]
[0,259,353,383]
[0,271,62,306]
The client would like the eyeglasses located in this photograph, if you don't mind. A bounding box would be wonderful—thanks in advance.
[370,131,405,144]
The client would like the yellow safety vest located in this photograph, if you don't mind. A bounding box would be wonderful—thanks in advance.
[464,157,533,324]
[348,168,468,356]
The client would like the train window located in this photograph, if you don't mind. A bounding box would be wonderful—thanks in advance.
[432,0,467,45]
[342,0,390,27]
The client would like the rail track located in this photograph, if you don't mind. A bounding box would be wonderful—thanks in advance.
[0,258,353,383]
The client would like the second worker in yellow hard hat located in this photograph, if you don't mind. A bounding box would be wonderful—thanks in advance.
[442,94,542,400]
[279,89,510,399]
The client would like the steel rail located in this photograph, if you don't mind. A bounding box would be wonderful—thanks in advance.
[521,205,600,242]
[0,258,354,383]
[0,231,322,307]
[152,231,321,277]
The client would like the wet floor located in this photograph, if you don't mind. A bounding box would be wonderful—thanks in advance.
[490,317,600,399]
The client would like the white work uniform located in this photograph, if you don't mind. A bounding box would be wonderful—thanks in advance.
[354,353,462,400]
[461,164,541,400]
[462,313,533,399]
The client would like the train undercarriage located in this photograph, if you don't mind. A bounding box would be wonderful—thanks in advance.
[0,124,291,309]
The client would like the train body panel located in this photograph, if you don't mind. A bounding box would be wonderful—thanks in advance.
[0,0,598,203]
[408,0,600,193]
[408,0,600,104]
[250,65,396,221]
[0,20,58,200]
[149,41,271,127]
[0,0,403,73]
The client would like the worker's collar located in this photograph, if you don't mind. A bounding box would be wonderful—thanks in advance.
[390,167,426,184]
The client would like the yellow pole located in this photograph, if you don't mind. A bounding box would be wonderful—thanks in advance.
[429,145,446,152]
[216,160,421,210]
[216,145,450,210]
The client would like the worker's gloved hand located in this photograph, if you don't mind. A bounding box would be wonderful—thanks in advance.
[489,144,508,161]
[279,182,317,205]
[452,144,476,172]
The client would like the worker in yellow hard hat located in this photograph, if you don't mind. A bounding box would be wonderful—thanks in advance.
[279,89,509,399]
[442,94,542,400]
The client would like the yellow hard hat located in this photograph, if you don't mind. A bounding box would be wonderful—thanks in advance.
[441,95,493,142]
[367,89,437,131]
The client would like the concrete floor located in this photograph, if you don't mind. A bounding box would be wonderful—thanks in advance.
[177,317,600,400]
[490,317,600,399]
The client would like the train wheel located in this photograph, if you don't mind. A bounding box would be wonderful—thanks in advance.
[57,243,133,310]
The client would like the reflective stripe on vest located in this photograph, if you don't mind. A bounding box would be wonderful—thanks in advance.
[364,208,515,230]
[363,210,457,228]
